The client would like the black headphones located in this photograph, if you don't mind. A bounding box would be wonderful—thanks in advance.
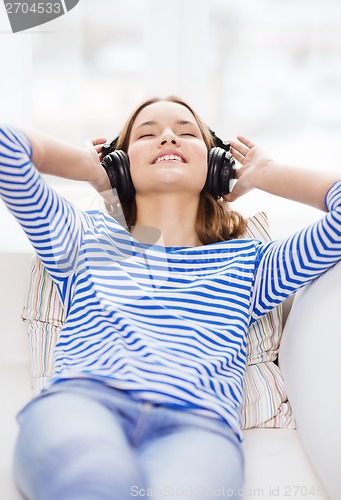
[101,129,236,203]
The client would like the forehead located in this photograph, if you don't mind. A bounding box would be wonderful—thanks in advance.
[133,101,197,127]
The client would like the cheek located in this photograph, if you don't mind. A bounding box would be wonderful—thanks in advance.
[197,148,208,178]
[127,144,139,168]
[127,145,143,179]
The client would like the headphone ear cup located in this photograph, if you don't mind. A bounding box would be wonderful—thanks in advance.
[101,151,135,204]
[205,147,236,199]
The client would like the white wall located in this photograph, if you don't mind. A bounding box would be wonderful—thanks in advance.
[1,0,341,250]
[0,4,33,251]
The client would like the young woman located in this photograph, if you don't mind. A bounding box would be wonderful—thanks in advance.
[1,96,340,500]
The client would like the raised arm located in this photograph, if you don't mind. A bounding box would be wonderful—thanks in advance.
[23,128,111,194]
[227,136,341,321]
[227,135,340,211]
[0,126,108,306]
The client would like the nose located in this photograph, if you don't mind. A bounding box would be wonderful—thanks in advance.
[158,129,180,147]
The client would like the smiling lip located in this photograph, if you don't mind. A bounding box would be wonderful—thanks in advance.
[151,150,187,164]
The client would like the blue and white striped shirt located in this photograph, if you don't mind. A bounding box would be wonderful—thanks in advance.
[1,126,341,440]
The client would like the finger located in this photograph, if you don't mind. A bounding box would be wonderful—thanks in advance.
[94,144,104,153]
[224,184,244,203]
[223,191,237,203]
[83,138,107,151]
[230,147,246,164]
[91,137,107,146]
[229,140,249,158]
[236,135,256,149]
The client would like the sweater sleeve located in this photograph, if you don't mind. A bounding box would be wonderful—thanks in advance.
[250,180,341,322]
[0,125,86,307]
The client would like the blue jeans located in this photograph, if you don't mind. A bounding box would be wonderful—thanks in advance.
[14,378,244,500]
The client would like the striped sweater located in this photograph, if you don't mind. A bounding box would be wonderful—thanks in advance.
[1,126,341,440]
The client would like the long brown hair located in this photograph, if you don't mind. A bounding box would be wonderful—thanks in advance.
[109,96,246,244]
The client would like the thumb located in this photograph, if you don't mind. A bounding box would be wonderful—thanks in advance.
[224,180,251,202]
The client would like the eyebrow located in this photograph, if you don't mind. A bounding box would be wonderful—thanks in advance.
[135,120,198,129]
[135,121,157,129]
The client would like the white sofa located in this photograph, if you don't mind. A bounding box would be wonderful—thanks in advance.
[1,251,340,500]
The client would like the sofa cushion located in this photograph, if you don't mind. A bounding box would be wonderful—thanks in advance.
[0,252,32,365]
[21,212,295,430]
[0,361,31,500]
[242,429,329,499]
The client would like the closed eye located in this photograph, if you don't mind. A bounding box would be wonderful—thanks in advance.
[139,134,155,139]
[180,133,196,137]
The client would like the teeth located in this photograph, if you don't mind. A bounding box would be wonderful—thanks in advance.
[155,154,183,164]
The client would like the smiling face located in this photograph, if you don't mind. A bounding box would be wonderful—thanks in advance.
[127,101,208,197]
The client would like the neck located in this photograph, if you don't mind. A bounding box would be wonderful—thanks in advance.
[131,193,202,247]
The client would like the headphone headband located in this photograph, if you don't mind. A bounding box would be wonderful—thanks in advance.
[101,137,118,157]
[208,129,230,152]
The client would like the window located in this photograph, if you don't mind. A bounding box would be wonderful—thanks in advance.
[1,0,341,250]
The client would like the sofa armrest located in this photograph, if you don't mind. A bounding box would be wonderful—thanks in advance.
[279,260,341,500]
[0,252,33,499]
[0,252,33,365]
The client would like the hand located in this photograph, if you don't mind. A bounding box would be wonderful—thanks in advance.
[223,135,274,202]
[83,137,119,204]
[83,136,107,166]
